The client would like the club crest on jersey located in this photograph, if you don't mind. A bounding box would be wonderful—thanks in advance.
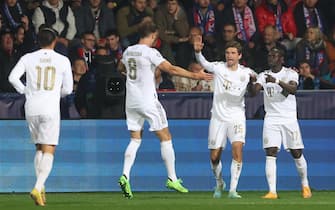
[240,75,246,82]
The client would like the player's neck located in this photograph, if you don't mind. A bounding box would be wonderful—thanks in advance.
[42,46,54,50]
[138,38,152,47]
[271,65,282,73]
[227,63,238,71]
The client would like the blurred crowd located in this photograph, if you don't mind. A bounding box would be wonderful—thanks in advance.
[0,0,334,115]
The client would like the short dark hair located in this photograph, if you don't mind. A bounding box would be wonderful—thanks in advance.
[138,21,157,39]
[105,29,119,38]
[225,41,242,54]
[38,27,57,47]
[269,47,285,58]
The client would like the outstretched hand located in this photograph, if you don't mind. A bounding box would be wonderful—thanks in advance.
[197,68,213,81]
[193,35,204,53]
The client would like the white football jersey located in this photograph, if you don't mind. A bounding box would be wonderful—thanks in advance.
[196,52,255,121]
[122,44,165,107]
[256,67,299,123]
[9,49,73,116]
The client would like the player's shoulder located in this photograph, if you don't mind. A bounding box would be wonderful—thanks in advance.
[282,66,298,76]
[238,64,256,74]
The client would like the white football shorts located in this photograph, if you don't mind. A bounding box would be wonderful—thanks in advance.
[126,99,168,132]
[26,114,60,145]
[208,117,246,150]
[263,120,304,151]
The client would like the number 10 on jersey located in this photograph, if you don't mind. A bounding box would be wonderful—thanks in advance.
[36,66,56,91]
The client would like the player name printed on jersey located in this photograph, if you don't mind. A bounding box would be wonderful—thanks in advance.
[125,51,142,56]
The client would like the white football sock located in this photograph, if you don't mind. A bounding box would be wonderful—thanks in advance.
[229,159,242,192]
[265,156,277,194]
[210,161,224,187]
[34,150,43,178]
[294,155,309,187]
[34,153,54,192]
[160,140,177,181]
[122,138,141,180]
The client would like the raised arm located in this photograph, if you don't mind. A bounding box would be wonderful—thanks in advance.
[193,35,216,72]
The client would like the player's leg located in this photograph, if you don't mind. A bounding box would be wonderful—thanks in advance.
[210,149,225,198]
[143,100,187,193]
[262,147,279,199]
[155,127,188,193]
[228,141,243,199]
[208,118,227,198]
[34,145,56,192]
[27,117,43,182]
[262,122,281,199]
[34,144,46,203]
[122,130,142,180]
[284,122,311,198]
[227,121,245,198]
[290,149,311,198]
[31,144,55,206]
[119,130,142,199]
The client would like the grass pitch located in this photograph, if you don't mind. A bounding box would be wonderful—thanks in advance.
[1,191,334,210]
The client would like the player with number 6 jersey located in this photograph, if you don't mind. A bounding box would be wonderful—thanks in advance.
[118,22,212,199]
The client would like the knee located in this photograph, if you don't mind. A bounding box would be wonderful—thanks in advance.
[265,147,278,157]
[290,149,302,159]
[210,155,220,164]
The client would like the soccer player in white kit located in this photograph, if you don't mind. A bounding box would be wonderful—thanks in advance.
[9,28,73,206]
[194,38,257,199]
[118,22,213,199]
[250,47,312,199]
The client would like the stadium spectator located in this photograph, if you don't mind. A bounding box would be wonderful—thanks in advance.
[188,0,217,48]
[116,0,153,47]
[74,0,116,40]
[250,47,312,199]
[69,31,96,66]
[295,26,329,89]
[219,0,259,48]
[177,26,216,69]
[32,0,77,47]
[194,39,257,199]
[154,0,189,64]
[255,0,299,67]
[0,29,22,92]
[105,29,123,67]
[284,0,301,10]
[253,25,286,73]
[216,23,254,67]
[0,0,31,33]
[13,25,37,54]
[72,57,88,92]
[297,60,315,89]
[325,26,335,81]
[293,0,328,38]
[256,0,297,38]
